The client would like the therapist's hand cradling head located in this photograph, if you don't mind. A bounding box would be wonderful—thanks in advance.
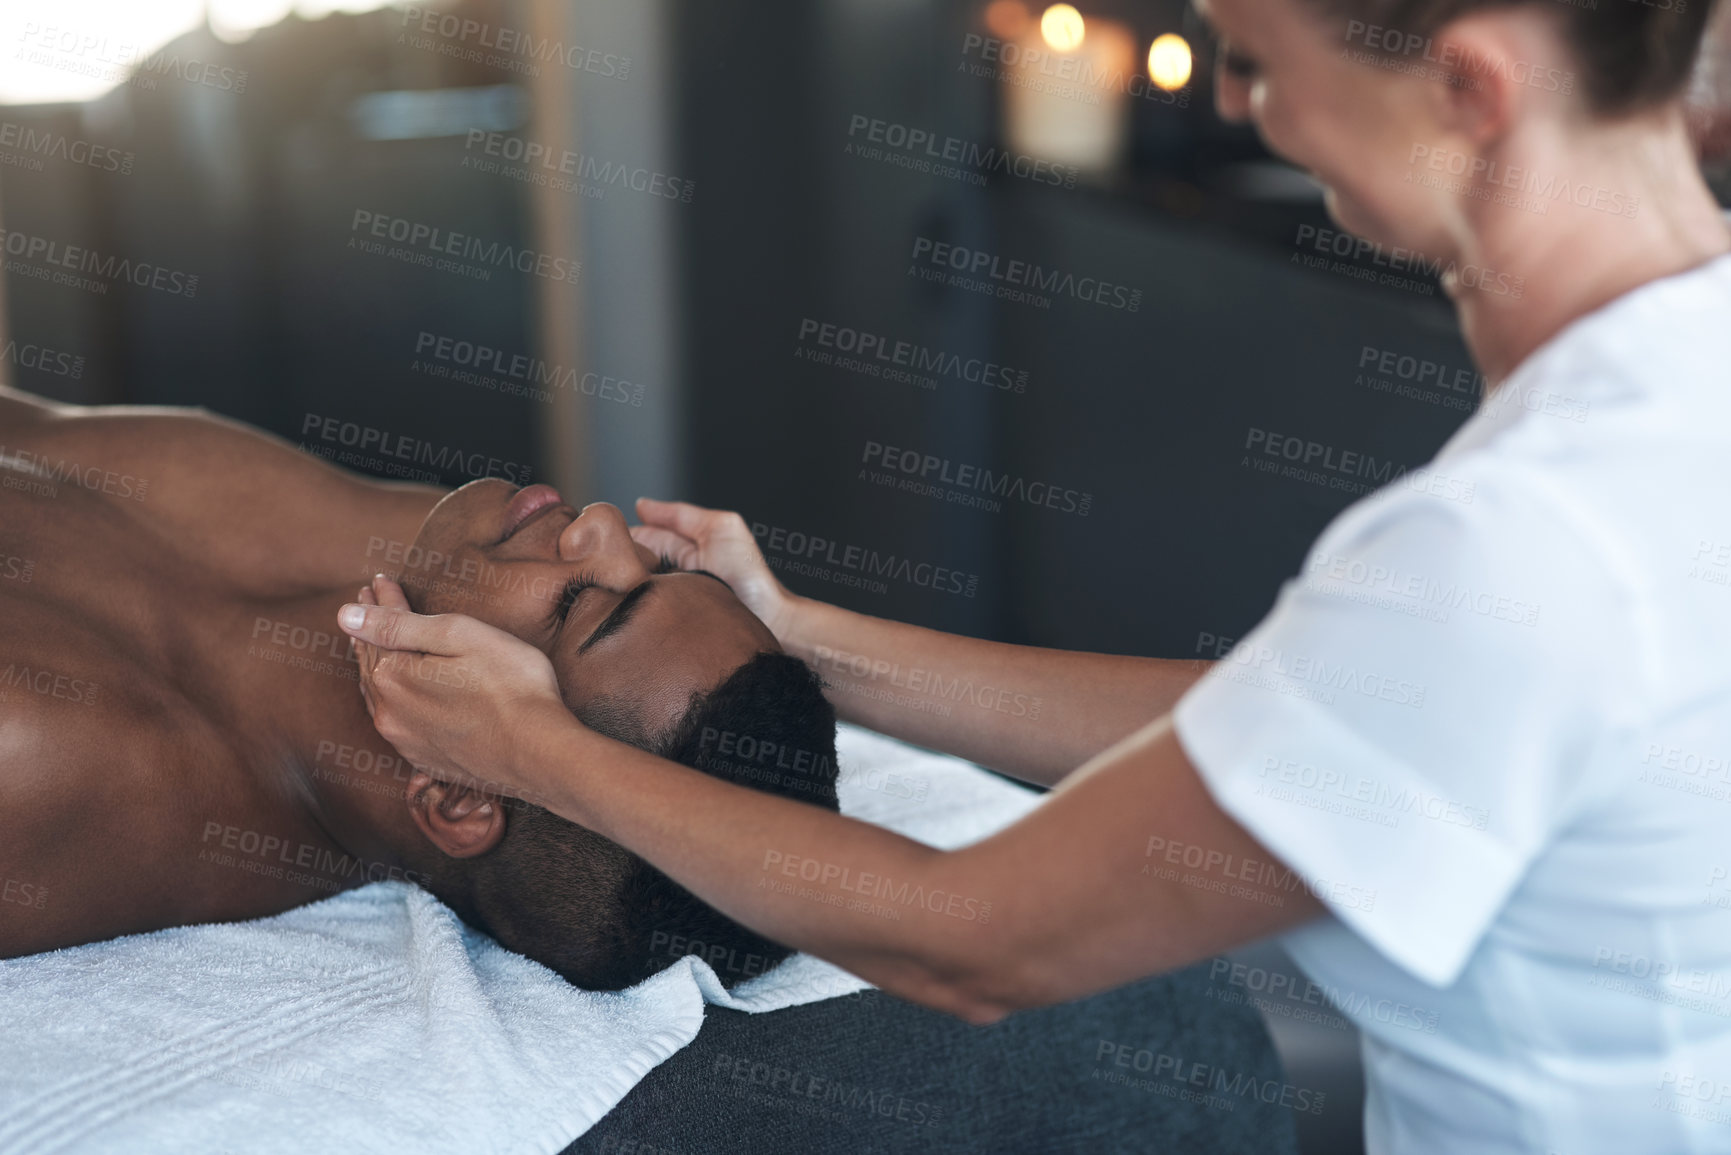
[337,479,843,991]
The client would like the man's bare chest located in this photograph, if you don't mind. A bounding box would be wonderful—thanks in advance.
[0,483,355,956]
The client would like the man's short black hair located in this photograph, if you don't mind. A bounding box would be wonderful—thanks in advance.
[423,652,839,991]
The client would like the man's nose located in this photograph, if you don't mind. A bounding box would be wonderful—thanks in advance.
[558,503,642,574]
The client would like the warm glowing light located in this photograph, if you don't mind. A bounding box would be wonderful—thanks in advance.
[1148,33,1192,91]
[1039,4,1085,52]
[210,0,294,42]
[0,0,399,104]
[983,0,1031,40]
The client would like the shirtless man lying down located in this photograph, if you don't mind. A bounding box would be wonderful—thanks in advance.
[0,383,839,990]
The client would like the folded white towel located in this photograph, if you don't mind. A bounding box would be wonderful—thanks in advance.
[0,724,1043,1153]
[710,725,1043,1012]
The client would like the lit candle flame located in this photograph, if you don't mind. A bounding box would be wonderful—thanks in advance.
[1039,4,1085,53]
[1148,33,1192,91]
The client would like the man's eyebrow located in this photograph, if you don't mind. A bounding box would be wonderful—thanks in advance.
[580,582,656,654]
[653,556,730,589]
[578,570,730,654]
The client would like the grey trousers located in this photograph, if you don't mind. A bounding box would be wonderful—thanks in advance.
[565,960,1300,1154]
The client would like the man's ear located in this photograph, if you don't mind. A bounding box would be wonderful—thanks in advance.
[406,772,508,859]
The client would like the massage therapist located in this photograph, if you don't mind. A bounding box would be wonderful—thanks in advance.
[339,1,1731,1150]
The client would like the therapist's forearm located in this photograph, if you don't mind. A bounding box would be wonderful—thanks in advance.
[780,596,1212,787]
[517,703,1013,1022]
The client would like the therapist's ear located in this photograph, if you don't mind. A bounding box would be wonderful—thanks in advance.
[406,771,508,859]
[1427,17,1530,151]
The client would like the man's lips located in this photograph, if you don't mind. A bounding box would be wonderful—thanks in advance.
[501,484,565,540]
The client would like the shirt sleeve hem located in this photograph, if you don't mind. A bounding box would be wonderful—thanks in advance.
[1174,679,1529,989]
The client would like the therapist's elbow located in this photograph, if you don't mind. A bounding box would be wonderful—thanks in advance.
[884,923,1058,1027]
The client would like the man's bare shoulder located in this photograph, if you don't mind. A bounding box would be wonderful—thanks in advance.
[0,388,445,598]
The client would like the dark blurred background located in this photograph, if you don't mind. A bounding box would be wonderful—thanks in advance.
[3,2,1729,1151]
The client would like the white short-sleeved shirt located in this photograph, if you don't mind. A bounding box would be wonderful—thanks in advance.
[1175,246,1731,1154]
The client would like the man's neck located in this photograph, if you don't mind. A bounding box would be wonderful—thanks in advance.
[219,584,431,877]
[1446,109,1731,385]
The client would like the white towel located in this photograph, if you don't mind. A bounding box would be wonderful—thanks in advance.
[0,724,1044,1154]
